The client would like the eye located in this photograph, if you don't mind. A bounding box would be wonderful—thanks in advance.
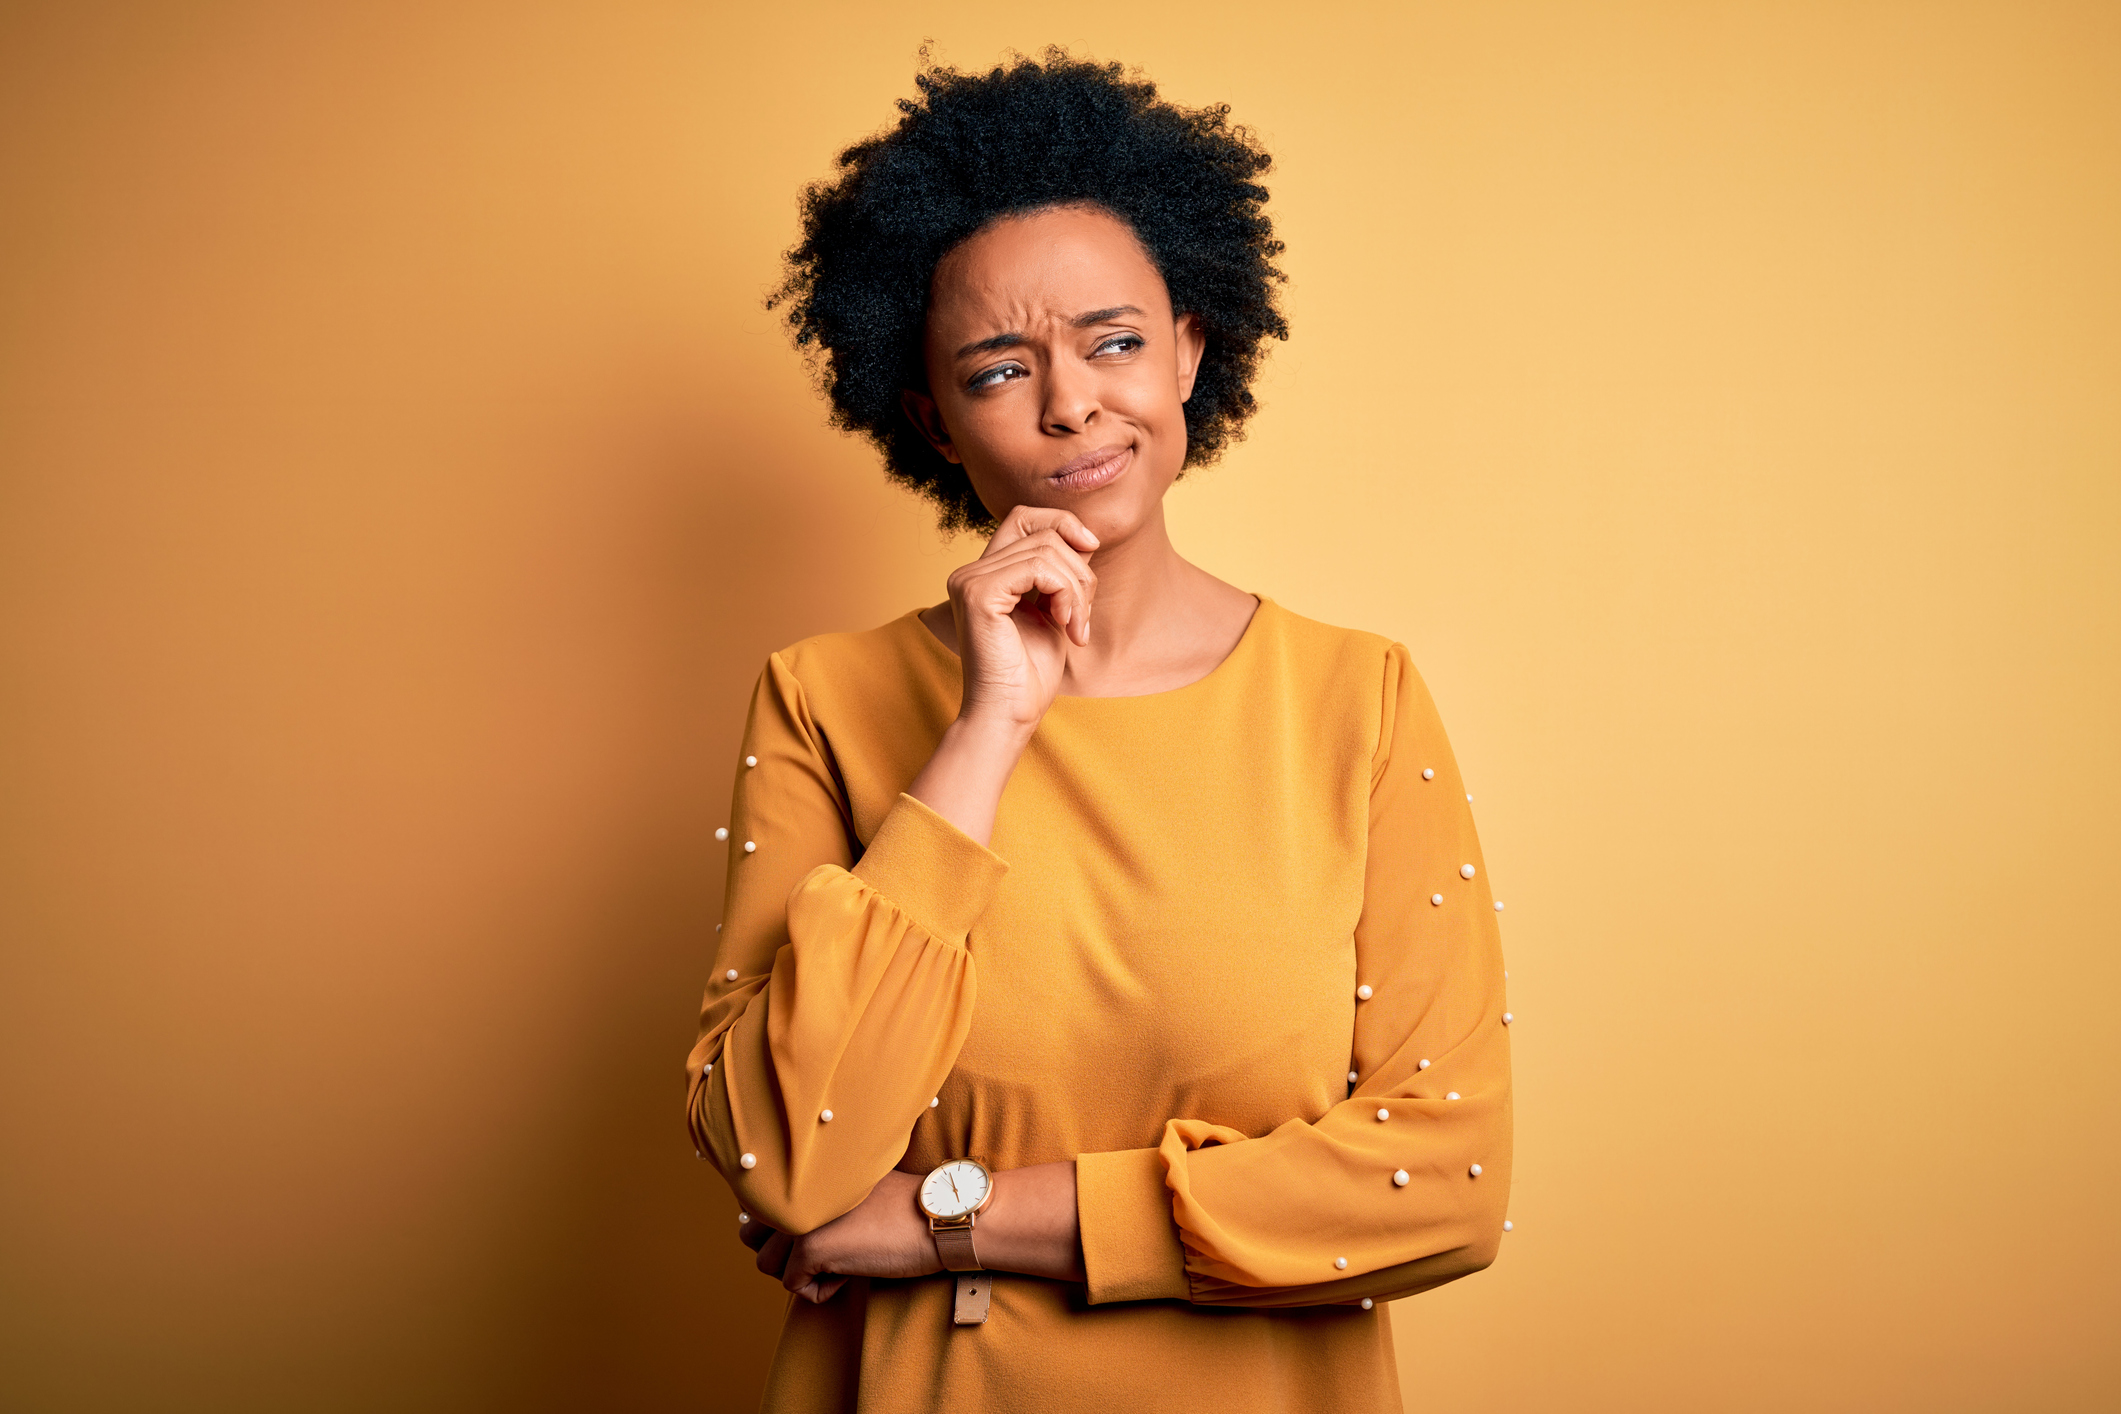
[1092,334,1144,357]
[967,362,1026,391]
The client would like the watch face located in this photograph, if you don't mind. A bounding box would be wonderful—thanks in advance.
[921,1160,990,1220]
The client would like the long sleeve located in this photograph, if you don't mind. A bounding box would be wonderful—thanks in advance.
[684,652,1008,1234]
[1077,642,1513,1307]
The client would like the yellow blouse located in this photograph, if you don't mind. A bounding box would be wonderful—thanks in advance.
[687,598,1512,1413]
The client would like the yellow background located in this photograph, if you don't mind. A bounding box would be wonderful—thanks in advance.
[3,2,2116,1409]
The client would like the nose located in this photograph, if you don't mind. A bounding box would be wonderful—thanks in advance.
[1041,352,1102,435]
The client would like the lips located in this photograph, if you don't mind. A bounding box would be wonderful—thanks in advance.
[1049,445,1132,491]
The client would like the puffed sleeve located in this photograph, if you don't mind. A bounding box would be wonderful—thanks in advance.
[1075,643,1512,1306]
[684,653,1007,1234]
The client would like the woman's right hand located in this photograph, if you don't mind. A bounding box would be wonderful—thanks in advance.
[944,505,1099,732]
[905,506,1097,846]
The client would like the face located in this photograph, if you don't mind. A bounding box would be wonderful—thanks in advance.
[903,204,1206,542]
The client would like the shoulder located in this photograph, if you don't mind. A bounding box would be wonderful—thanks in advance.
[1256,600,1443,755]
[1257,598,1406,685]
[772,610,933,683]
[756,610,950,729]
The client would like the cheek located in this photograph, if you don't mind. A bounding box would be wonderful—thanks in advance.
[945,392,1043,464]
[1116,360,1190,438]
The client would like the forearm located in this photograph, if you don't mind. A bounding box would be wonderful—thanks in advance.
[703,790,1002,1232]
[974,1159,1085,1282]
[903,715,1035,848]
[752,1159,1086,1301]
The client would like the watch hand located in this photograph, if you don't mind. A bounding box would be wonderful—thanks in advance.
[947,1174,962,1202]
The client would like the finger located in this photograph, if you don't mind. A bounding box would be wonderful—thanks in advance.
[1017,546,1094,643]
[782,1242,821,1295]
[1031,555,1094,644]
[974,542,1094,607]
[1048,509,1102,555]
[986,504,1100,557]
[755,1229,794,1279]
[964,554,1087,624]
[956,547,1097,651]
[960,532,1090,592]
[790,1266,845,1302]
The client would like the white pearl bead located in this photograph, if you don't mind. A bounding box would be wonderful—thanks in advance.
[694,1148,702,1159]
[739,1152,756,1169]
[1466,793,1473,802]
[715,923,722,932]
[1503,1012,1513,1024]
[1393,1169,1410,1186]
[715,827,728,841]
[1356,984,1373,1001]
[1461,864,1476,879]
[1470,1163,1482,1177]
[1422,767,1434,780]
[1375,1107,1390,1121]
[820,1109,833,1123]
[745,755,757,768]
[1447,1091,1461,1101]
[1361,1297,1374,1310]
[1430,893,1443,906]
[930,1097,940,1108]
[743,840,756,853]
[1494,901,1505,911]
[1503,1220,1513,1231]
[739,1212,749,1223]
[705,1062,713,1074]
[1335,1257,1348,1270]
[1418,1058,1430,1070]
[1347,1071,1359,1084]
[724,969,737,981]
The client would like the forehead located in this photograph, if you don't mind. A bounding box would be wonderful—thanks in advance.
[927,205,1171,334]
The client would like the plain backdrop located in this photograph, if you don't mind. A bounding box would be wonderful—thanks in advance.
[2,2,2116,1410]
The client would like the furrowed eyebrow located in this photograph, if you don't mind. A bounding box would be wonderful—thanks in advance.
[952,306,1146,361]
[955,331,1024,359]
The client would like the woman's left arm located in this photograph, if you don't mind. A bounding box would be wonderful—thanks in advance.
[1074,642,1513,1307]
[750,1158,1085,1304]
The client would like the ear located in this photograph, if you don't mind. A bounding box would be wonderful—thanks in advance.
[900,388,962,464]
[1172,312,1207,403]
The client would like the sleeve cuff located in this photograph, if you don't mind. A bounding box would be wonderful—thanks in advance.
[848,793,1009,947]
[1077,1147,1191,1304]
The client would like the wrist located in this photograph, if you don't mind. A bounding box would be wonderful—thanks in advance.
[907,717,1034,849]
[944,712,1038,753]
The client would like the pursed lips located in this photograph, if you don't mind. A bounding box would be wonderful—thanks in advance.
[1048,445,1132,490]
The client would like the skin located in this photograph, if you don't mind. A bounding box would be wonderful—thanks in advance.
[746,203,1258,1304]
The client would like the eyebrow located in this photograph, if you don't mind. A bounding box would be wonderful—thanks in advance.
[953,305,1146,360]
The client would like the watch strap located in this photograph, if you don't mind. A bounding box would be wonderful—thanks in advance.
[932,1220,981,1272]
[953,1272,991,1325]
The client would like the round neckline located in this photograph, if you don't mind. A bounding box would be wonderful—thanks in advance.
[908,594,1271,704]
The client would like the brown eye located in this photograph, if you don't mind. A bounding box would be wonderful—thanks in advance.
[968,362,1025,390]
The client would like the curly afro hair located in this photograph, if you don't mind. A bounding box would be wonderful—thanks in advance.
[768,49,1289,534]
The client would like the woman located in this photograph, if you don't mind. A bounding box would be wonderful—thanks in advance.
[687,52,1511,1414]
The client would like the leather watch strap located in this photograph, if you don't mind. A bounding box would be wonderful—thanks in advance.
[952,1272,991,1325]
[932,1221,981,1272]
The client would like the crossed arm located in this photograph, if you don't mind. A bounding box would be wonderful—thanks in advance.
[741,1160,1084,1304]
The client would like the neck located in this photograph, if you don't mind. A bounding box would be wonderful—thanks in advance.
[1061,502,1195,674]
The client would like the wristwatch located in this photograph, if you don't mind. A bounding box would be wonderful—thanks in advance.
[919,1158,993,1268]
[918,1158,995,1325]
